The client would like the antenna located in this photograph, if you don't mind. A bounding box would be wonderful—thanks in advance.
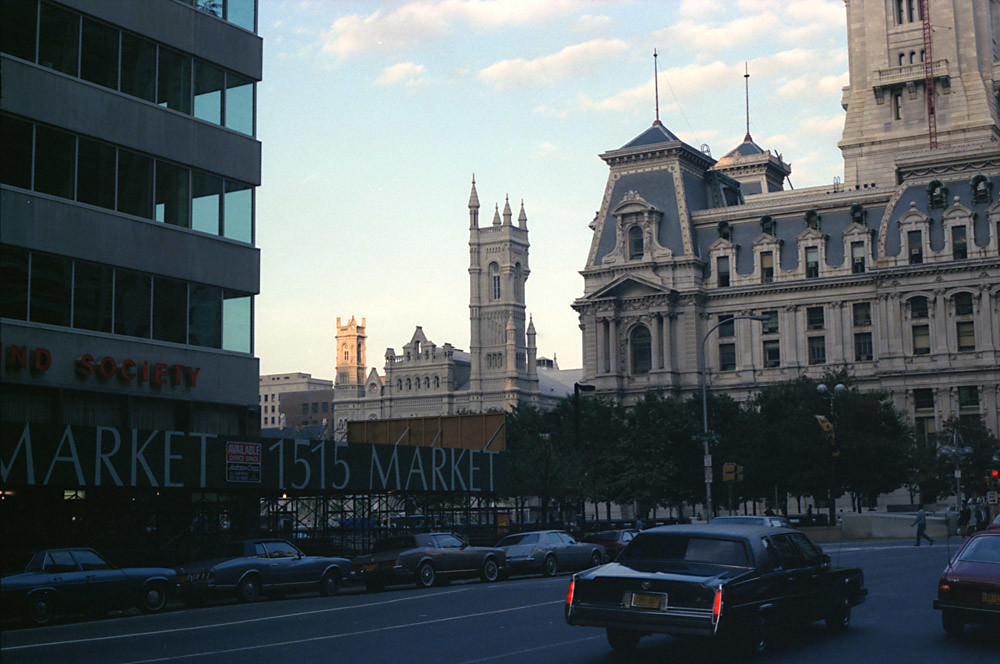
[653,49,661,126]
[744,61,751,141]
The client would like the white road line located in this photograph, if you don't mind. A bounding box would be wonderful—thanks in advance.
[457,635,604,664]
[1,586,474,652]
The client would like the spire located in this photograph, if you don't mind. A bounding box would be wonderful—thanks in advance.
[652,48,661,126]
[518,199,527,229]
[743,61,752,142]
[492,204,501,226]
[526,315,536,337]
[502,195,512,225]
[468,174,479,229]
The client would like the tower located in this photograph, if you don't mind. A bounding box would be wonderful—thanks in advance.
[838,0,1000,189]
[467,178,533,405]
[335,316,367,389]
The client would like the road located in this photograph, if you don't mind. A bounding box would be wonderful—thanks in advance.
[1,538,994,664]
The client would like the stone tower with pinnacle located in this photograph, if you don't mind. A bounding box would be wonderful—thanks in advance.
[335,316,367,393]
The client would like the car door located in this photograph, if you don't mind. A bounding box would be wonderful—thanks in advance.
[786,532,829,620]
[767,534,813,621]
[260,541,302,590]
[72,549,130,610]
[43,551,90,613]
[557,532,588,568]
[432,534,471,575]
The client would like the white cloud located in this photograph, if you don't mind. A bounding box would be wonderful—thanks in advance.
[573,14,612,32]
[478,38,629,90]
[537,142,559,154]
[657,14,781,52]
[375,61,427,86]
[777,72,849,99]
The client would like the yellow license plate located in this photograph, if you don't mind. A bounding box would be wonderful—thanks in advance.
[629,592,666,610]
[982,591,1000,604]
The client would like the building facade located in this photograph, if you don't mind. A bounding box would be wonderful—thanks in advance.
[259,372,333,431]
[572,0,1000,438]
[2,1,262,448]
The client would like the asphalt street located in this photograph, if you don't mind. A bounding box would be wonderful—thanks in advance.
[0,538,994,664]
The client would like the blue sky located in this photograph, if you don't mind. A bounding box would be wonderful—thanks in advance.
[254,0,850,378]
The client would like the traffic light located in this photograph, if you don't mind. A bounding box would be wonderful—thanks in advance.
[988,469,999,487]
[814,415,839,457]
[723,463,736,482]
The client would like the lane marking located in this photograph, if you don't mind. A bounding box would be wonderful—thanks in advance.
[457,635,604,664]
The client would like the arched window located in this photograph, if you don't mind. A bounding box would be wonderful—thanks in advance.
[630,325,651,374]
[489,262,500,300]
[628,226,643,259]
[406,378,411,390]
[927,180,948,209]
[805,209,821,230]
[514,262,523,300]
[850,203,865,225]
[434,376,440,388]
[760,215,775,236]
[717,221,731,240]
[424,377,430,389]
[971,174,991,205]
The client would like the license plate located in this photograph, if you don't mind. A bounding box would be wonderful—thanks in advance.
[365,564,376,573]
[627,591,667,610]
[983,591,1000,604]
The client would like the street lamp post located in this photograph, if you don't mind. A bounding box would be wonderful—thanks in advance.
[700,314,768,522]
[817,382,846,524]
[573,382,595,526]
[938,435,972,513]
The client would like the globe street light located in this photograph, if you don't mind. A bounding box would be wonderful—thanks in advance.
[700,314,768,521]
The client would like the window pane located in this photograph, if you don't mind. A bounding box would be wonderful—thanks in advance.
[0,244,29,320]
[910,296,928,319]
[808,336,826,364]
[29,253,71,326]
[913,389,934,410]
[222,292,251,353]
[718,314,734,337]
[114,269,151,338]
[956,321,975,351]
[952,226,967,260]
[155,161,190,227]
[158,47,192,114]
[0,0,37,61]
[630,325,650,374]
[225,72,254,134]
[852,302,871,327]
[807,306,824,329]
[227,0,256,31]
[763,340,780,367]
[762,310,778,334]
[120,33,155,102]
[719,343,736,371]
[117,149,153,218]
[912,324,930,354]
[717,256,730,287]
[958,386,979,408]
[38,2,79,76]
[0,114,33,189]
[954,292,973,316]
[854,332,873,361]
[81,17,118,88]
[192,171,222,234]
[73,260,113,332]
[189,284,221,348]
[153,276,187,343]
[194,59,224,124]
[224,180,253,242]
[34,125,75,198]
[192,0,223,18]
[77,138,116,209]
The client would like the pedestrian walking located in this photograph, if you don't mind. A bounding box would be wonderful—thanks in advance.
[911,505,934,546]
[958,501,971,536]
[974,499,988,533]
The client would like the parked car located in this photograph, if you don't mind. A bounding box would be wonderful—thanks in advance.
[933,528,1000,635]
[176,538,351,604]
[582,529,638,560]
[497,530,605,577]
[0,547,176,626]
[351,532,504,591]
[712,514,792,528]
[565,524,867,655]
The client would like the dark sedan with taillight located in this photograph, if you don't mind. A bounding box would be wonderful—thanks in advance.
[351,532,505,591]
[565,524,866,655]
[497,530,605,577]
[934,528,1000,635]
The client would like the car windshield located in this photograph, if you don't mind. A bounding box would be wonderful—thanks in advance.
[958,536,1000,564]
[620,533,750,567]
[583,532,618,543]
[498,533,538,546]
[373,536,418,553]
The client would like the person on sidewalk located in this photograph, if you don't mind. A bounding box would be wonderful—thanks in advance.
[911,505,934,546]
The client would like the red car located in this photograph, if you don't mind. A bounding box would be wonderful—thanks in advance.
[581,529,638,560]
[933,529,1000,635]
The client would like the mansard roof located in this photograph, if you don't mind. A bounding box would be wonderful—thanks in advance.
[620,122,680,149]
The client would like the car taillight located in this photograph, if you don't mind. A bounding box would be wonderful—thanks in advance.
[566,579,575,606]
[712,586,723,631]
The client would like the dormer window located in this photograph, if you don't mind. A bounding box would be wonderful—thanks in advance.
[927,180,948,209]
[908,230,923,264]
[851,241,866,273]
[850,203,865,226]
[805,210,821,230]
[971,174,991,205]
[717,221,731,241]
[805,246,819,278]
[628,226,643,259]
[952,226,967,260]
[761,251,774,283]
[717,256,730,287]
[760,215,776,236]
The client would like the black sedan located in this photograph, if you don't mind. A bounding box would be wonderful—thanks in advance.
[0,547,176,626]
[351,532,505,591]
[497,530,605,577]
[565,524,867,655]
[176,538,351,603]
[934,528,1000,635]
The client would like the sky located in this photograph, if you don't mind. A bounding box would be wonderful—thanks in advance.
[254,0,851,379]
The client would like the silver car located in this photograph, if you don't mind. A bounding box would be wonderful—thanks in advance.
[497,530,604,577]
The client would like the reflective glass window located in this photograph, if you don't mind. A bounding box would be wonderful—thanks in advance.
[222,292,251,353]
[38,2,79,76]
[192,0,223,19]
[81,17,118,88]
[194,60,224,124]
[77,137,116,209]
[192,171,222,234]
[117,150,154,218]
[114,269,151,338]
[189,284,221,348]
[227,0,256,31]
[120,33,156,102]
[0,0,37,61]
[0,244,29,320]
[225,72,254,134]
[34,125,76,198]
[73,260,113,333]
[224,180,253,242]
[29,253,72,326]
[0,114,33,189]
[153,276,187,343]
[155,161,190,227]
[158,47,192,114]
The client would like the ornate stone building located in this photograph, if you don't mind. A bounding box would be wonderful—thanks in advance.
[572,0,1000,438]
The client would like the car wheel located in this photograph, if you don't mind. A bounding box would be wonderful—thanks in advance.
[746,611,770,655]
[480,557,499,583]
[589,550,603,567]
[941,609,964,636]
[140,582,168,613]
[825,596,850,633]
[320,570,340,597]
[237,576,261,603]
[416,562,436,588]
[606,628,640,653]
[26,592,55,626]
[542,555,557,577]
